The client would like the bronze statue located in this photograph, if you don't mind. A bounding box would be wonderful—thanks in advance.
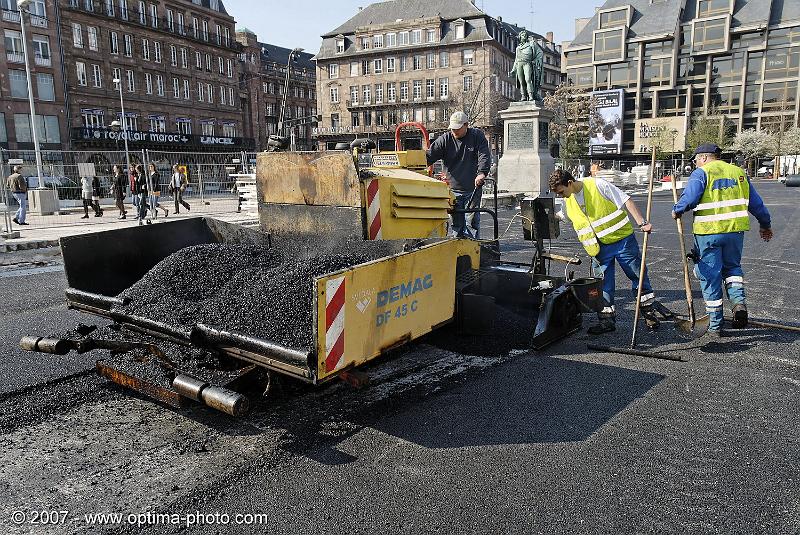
[509,30,544,102]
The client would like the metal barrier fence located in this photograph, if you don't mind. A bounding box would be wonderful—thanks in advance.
[1,149,258,230]
[556,158,689,179]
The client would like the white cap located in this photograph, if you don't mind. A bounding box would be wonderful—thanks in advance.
[448,111,469,130]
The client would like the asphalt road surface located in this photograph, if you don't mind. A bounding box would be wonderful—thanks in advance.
[0,181,797,534]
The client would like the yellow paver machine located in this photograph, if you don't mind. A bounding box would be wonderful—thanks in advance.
[21,123,602,415]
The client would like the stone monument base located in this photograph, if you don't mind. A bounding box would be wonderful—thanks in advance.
[497,101,555,198]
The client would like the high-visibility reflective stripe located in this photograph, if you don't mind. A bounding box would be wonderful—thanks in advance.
[590,208,626,229]
[706,299,723,307]
[725,276,743,284]
[694,198,748,211]
[693,210,749,223]
[577,228,595,239]
[601,306,615,314]
[595,216,631,238]
[581,238,598,247]
[640,292,654,303]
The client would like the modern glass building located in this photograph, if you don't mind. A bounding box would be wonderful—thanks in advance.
[563,0,800,157]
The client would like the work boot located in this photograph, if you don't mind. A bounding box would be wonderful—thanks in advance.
[641,304,660,332]
[698,329,724,344]
[731,304,748,329]
[12,217,19,225]
[651,301,675,320]
[588,316,616,335]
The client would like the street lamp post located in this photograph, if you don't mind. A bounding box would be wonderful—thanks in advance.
[111,78,132,183]
[17,0,44,189]
[277,47,303,137]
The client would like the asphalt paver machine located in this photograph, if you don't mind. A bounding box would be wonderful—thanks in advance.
[20,123,602,415]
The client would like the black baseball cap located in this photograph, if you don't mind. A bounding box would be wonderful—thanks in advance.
[692,143,722,157]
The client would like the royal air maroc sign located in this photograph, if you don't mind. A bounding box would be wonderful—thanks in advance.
[71,127,253,149]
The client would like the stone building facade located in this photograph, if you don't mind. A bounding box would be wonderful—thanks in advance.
[60,0,251,154]
[237,29,316,151]
[313,0,562,151]
[563,0,800,158]
[0,0,68,153]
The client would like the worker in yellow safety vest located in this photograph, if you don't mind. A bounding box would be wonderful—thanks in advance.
[672,143,773,338]
[550,169,673,334]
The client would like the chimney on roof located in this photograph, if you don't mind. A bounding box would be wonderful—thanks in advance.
[497,16,502,22]
[546,31,553,42]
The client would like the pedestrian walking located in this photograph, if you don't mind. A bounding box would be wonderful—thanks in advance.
[550,169,672,334]
[111,165,127,219]
[134,164,150,225]
[425,111,491,238]
[5,165,28,225]
[170,164,190,213]
[672,143,773,338]
[92,175,104,217]
[80,175,100,218]
[147,163,169,219]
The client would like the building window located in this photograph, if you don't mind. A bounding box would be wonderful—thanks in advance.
[767,26,800,48]
[142,39,150,60]
[413,55,422,70]
[762,80,797,111]
[373,34,383,48]
[183,79,190,99]
[462,49,474,65]
[81,109,104,128]
[227,59,233,77]
[427,53,435,69]
[400,56,408,71]
[176,118,191,134]
[387,82,396,102]
[692,17,728,54]
[439,77,448,98]
[166,8,174,31]
[711,52,744,84]
[411,29,422,44]
[149,115,166,132]
[599,8,628,29]
[463,75,473,91]
[110,31,119,54]
[72,23,83,48]
[386,33,396,47]
[350,61,358,76]
[376,111,384,126]
[330,86,339,103]
[362,84,371,104]
[154,42,162,62]
[156,74,164,96]
[202,20,209,41]
[764,48,800,80]
[177,12,184,33]
[91,64,102,87]
[200,120,214,135]
[126,69,135,91]
[9,70,28,98]
[351,112,360,127]
[329,63,338,78]
[564,48,593,66]
[150,3,157,27]
[197,82,204,102]
[182,48,188,69]
[375,83,383,103]
[642,57,671,87]
[215,24,221,45]
[593,29,624,62]
[359,36,369,50]
[697,0,730,17]
[205,53,211,71]
[374,58,382,74]
[76,62,87,86]
[220,85,226,105]
[229,87,234,106]
[192,17,199,38]
[412,80,422,100]
[173,77,179,98]
[124,34,132,57]
[169,45,177,66]
[112,67,121,87]
[86,27,98,51]
[31,36,51,67]
[426,29,437,43]
[207,83,213,103]
[350,85,358,104]
[400,81,408,100]
[609,61,638,88]
[399,31,409,46]
[37,73,55,101]
[439,51,449,67]
[426,79,435,99]
[387,57,395,73]
[455,23,465,40]
[218,56,224,74]
[657,89,687,117]
[221,123,235,137]
[709,84,741,111]
[361,59,371,74]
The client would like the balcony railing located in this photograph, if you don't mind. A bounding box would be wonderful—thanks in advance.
[6,52,24,64]
[2,9,20,22]
[30,15,48,28]
[34,55,52,67]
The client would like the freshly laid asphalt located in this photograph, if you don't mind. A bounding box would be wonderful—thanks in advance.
[0,180,797,534]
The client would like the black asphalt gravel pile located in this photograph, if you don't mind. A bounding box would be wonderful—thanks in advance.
[117,240,399,352]
[425,305,536,357]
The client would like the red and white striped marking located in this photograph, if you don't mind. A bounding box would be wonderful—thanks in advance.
[366,179,382,240]
[324,276,346,373]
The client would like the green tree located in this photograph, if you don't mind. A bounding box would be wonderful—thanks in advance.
[684,109,733,157]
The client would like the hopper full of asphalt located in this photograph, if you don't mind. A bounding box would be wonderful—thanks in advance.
[116,239,401,354]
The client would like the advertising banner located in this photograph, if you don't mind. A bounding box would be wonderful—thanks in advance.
[589,89,624,155]
[633,117,687,154]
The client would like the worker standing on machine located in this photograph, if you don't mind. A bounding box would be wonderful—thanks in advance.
[550,169,670,334]
[426,111,491,239]
[672,143,773,337]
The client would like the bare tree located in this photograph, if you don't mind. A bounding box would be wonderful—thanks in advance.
[544,83,596,160]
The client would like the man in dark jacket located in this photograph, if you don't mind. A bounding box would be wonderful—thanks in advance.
[5,165,28,225]
[426,111,491,238]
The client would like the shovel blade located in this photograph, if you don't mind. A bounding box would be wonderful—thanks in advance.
[675,314,710,337]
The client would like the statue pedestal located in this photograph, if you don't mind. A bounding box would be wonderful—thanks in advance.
[497,102,555,197]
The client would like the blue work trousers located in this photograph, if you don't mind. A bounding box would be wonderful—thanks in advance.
[591,233,654,313]
[694,232,746,330]
[451,189,481,239]
[13,192,27,223]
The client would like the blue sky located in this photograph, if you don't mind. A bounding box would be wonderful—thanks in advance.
[227,0,600,53]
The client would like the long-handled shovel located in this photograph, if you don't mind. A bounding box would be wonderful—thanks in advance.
[670,174,709,337]
[630,148,657,349]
